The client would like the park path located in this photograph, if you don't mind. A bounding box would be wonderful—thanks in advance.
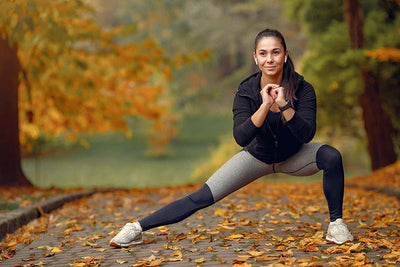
[1,180,399,266]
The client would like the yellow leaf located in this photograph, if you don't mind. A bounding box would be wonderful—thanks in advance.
[51,247,64,253]
[116,260,128,264]
[208,246,217,252]
[214,208,229,216]
[246,251,264,257]
[233,263,252,267]
[283,236,295,242]
[148,258,165,266]
[6,241,18,248]
[37,245,53,250]
[145,254,156,262]
[228,234,244,240]
[194,257,205,263]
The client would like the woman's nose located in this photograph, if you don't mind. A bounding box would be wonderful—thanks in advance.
[266,54,273,62]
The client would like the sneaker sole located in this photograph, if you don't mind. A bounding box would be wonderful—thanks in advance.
[110,238,143,248]
[326,234,353,245]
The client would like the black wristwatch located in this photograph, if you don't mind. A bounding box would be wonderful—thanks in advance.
[278,101,292,112]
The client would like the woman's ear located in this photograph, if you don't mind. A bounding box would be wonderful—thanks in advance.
[253,52,258,65]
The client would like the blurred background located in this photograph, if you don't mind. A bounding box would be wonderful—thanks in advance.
[1,0,399,188]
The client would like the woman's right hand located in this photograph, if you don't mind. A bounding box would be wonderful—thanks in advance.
[260,83,280,107]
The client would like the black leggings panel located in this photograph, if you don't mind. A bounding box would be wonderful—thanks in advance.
[139,184,214,231]
[316,144,344,221]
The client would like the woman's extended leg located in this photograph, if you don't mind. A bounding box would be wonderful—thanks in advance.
[139,149,274,230]
[110,150,274,247]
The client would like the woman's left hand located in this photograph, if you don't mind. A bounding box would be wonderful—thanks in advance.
[270,87,287,107]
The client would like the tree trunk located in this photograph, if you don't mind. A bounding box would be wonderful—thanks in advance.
[218,52,233,77]
[359,70,397,170]
[344,0,396,170]
[0,36,32,186]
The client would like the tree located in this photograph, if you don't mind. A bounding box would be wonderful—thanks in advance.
[0,37,31,186]
[283,0,400,170]
[0,0,201,186]
[344,0,396,169]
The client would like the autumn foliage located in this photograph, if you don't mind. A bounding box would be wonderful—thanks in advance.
[365,48,400,62]
[0,0,208,155]
[346,160,400,189]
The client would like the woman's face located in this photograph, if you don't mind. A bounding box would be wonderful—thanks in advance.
[253,37,288,78]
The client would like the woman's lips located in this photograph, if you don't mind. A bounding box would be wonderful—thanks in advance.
[265,66,275,70]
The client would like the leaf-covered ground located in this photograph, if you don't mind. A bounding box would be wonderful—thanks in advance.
[1,163,399,267]
[346,161,400,189]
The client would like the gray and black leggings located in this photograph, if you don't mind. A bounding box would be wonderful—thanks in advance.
[139,143,344,231]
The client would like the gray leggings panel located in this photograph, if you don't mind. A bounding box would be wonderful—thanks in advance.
[205,142,324,202]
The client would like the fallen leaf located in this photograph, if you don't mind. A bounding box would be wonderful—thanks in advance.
[218,257,227,264]
[208,246,217,252]
[22,257,39,261]
[51,247,64,253]
[194,257,205,263]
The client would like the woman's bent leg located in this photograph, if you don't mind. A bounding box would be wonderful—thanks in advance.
[139,150,273,231]
[316,145,344,222]
[276,143,351,244]
[276,143,344,222]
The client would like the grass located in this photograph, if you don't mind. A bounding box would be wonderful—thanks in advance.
[22,114,233,188]
[21,114,370,188]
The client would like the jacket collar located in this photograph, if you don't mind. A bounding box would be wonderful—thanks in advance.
[236,71,304,100]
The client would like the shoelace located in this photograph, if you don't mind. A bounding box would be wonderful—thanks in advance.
[332,222,349,236]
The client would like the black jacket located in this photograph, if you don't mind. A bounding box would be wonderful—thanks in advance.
[232,71,317,164]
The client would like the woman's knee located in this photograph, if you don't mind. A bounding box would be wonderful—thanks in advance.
[187,184,214,205]
[316,145,343,170]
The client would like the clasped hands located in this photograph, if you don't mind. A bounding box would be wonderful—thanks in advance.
[260,84,287,108]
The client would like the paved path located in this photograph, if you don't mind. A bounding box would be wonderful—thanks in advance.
[1,181,399,266]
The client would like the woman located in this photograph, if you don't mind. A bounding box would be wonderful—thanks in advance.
[109,28,353,247]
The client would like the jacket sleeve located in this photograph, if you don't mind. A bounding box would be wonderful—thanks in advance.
[285,82,317,143]
[232,92,259,147]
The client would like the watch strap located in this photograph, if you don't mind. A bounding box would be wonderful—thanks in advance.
[278,101,292,112]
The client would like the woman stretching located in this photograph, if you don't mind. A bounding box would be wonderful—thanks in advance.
[109,28,354,247]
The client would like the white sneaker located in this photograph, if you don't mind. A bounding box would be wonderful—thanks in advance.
[109,222,143,247]
[326,218,354,244]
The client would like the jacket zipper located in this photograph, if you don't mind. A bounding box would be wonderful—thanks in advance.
[266,120,279,173]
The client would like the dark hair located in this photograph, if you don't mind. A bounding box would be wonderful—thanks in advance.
[254,28,297,105]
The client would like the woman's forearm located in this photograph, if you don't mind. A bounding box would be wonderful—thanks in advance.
[251,103,271,127]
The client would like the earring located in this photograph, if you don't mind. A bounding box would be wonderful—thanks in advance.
[284,56,287,63]
[254,58,258,65]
